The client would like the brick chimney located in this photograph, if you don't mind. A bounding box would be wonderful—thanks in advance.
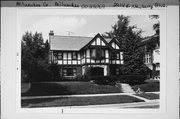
[49,30,54,36]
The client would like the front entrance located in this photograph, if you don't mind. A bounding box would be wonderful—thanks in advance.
[91,67,104,76]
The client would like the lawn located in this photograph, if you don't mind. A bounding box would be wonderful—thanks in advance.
[22,95,144,108]
[22,82,123,96]
[134,93,159,100]
[132,82,159,92]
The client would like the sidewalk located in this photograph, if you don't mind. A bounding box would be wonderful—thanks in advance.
[22,92,160,103]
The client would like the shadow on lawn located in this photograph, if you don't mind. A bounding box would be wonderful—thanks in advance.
[22,82,75,96]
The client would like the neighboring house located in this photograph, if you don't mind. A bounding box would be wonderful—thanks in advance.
[140,35,160,80]
[49,31,124,79]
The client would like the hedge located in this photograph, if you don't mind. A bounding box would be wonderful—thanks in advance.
[90,75,146,85]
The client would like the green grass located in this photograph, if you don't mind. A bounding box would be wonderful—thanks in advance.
[132,82,159,92]
[22,82,123,96]
[134,93,159,100]
[21,95,144,108]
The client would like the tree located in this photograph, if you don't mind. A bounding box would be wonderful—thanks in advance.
[21,32,52,82]
[122,27,149,75]
[103,15,130,48]
[149,15,159,35]
[104,15,149,75]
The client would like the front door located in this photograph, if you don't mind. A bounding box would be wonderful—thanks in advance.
[91,67,104,76]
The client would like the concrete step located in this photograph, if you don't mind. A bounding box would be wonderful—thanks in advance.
[117,83,135,93]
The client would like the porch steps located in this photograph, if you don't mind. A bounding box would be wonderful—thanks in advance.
[119,83,135,93]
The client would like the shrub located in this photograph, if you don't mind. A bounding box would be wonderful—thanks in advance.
[132,82,159,92]
[31,66,52,82]
[117,75,146,85]
[91,76,117,85]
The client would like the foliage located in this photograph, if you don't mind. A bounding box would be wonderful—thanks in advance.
[90,75,146,86]
[91,76,117,85]
[84,66,92,80]
[104,15,149,76]
[21,31,59,82]
[132,82,159,92]
[117,75,147,86]
[149,15,160,35]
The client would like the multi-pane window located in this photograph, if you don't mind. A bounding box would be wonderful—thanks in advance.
[144,53,152,64]
[62,68,77,76]
[72,52,77,60]
[57,52,63,60]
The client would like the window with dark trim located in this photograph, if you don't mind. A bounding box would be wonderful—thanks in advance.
[62,68,77,76]
[72,52,77,60]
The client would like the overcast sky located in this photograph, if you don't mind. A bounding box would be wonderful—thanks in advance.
[21,15,159,41]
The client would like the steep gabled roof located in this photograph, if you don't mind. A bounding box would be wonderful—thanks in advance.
[50,35,93,51]
[49,32,122,51]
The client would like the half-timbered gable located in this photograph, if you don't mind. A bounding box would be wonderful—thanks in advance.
[49,31,124,79]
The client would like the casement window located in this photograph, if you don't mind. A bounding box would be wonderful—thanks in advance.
[57,52,63,60]
[62,68,77,76]
[72,52,77,60]
[144,53,152,64]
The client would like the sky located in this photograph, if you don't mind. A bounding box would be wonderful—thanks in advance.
[21,15,159,41]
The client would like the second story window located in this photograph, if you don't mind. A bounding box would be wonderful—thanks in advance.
[91,49,96,58]
[111,52,119,60]
[144,52,152,64]
[57,52,63,60]
[72,52,77,60]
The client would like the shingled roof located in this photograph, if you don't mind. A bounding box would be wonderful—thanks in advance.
[50,35,93,51]
[50,34,113,51]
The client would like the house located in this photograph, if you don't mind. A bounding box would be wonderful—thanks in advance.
[49,31,124,79]
[140,35,160,80]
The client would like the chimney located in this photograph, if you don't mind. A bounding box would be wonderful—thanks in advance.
[49,30,54,36]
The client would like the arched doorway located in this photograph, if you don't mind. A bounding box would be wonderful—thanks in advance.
[91,67,104,76]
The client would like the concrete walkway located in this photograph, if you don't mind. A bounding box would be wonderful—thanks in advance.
[68,101,159,108]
